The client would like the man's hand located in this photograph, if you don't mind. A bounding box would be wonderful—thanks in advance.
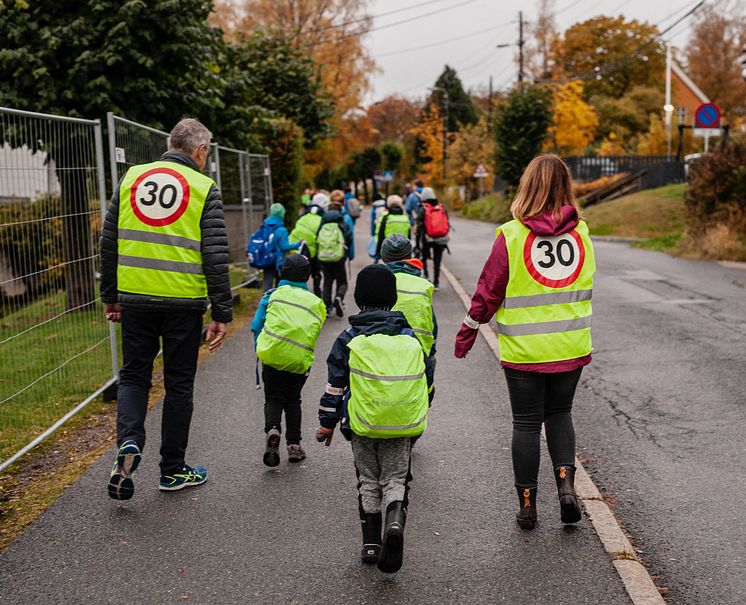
[315,426,334,446]
[205,320,227,353]
[105,303,121,323]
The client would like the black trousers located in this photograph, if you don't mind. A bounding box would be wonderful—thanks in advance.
[310,257,322,298]
[321,260,348,309]
[503,367,583,489]
[117,308,203,475]
[422,243,445,286]
[262,364,308,444]
[263,266,278,292]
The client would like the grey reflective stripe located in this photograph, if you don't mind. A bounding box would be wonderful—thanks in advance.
[119,229,200,252]
[268,298,323,322]
[263,327,314,352]
[497,315,592,337]
[118,255,203,275]
[412,328,434,337]
[355,412,427,432]
[503,289,593,309]
[350,368,425,382]
[397,288,428,297]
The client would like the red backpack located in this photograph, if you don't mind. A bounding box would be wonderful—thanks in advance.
[424,203,450,238]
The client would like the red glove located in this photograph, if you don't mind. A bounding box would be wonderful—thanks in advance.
[315,426,334,446]
[454,323,479,358]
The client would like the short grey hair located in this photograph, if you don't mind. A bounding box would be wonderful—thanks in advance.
[168,118,212,153]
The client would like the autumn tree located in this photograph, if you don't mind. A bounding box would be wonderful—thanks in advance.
[494,84,552,188]
[556,16,665,99]
[546,81,598,155]
[446,117,495,193]
[367,96,421,145]
[526,0,559,80]
[589,85,663,148]
[410,104,445,184]
[686,3,746,118]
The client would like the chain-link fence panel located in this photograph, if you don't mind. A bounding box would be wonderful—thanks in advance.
[0,107,115,471]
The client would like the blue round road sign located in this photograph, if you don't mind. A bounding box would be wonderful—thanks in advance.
[695,103,721,128]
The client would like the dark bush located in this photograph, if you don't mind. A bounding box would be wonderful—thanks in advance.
[686,139,746,234]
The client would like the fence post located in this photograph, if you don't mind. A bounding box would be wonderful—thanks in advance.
[212,144,222,192]
[245,149,254,235]
[95,118,119,387]
[238,152,249,252]
[265,156,273,210]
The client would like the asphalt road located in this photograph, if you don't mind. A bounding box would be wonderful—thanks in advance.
[445,215,746,605]
[0,214,631,604]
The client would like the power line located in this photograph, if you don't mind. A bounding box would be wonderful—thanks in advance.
[378,21,513,58]
[306,0,479,47]
[316,0,454,34]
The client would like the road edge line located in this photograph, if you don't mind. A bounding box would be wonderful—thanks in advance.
[440,262,665,605]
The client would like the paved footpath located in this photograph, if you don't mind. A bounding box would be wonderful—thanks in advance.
[0,215,631,604]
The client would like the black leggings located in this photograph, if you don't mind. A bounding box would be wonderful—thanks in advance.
[422,244,445,286]
[503,367,583,489]
[262,365,308,444]
[321,260,348,309]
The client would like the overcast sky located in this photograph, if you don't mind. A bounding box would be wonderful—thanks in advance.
[364,0,704,104]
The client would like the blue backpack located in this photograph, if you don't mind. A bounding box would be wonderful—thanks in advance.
[247,223,279,269]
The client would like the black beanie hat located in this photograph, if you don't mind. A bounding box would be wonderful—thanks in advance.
[354,265,397,310]
[380,234,413,263]
[280,254,311,282]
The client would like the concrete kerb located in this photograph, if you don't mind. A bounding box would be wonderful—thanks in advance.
[440,263,665,605]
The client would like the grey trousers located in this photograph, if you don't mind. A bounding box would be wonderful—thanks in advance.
[351,434,413,514]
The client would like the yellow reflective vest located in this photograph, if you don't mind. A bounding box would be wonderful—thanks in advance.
[347,333,429,438]
[392,272,435,356]
[495,219,595,364]
[117,161,213,299]
[256,285,326,374]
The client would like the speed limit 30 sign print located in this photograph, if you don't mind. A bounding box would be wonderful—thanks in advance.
[130,167,191,227]
[523,231,585,288]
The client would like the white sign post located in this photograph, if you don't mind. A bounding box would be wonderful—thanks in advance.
[473,163,489,198]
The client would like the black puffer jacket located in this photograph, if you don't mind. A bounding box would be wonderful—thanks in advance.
[100,151,233,323]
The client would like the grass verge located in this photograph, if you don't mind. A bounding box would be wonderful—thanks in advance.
[459,193,512,224]
[0,289,260,552]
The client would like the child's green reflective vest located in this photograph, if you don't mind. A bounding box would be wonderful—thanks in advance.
[256,285,326,374]
[495,219,595,364]
[347,333,429,438]
[392,273,435,355]
[117,161,212,299]
[290,212,322,257]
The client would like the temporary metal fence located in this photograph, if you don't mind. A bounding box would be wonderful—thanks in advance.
[564,155,685,190]
[0,106,116,471]
[0,108,273,472]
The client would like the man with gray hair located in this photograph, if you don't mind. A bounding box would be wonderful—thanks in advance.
[100,117,232,500]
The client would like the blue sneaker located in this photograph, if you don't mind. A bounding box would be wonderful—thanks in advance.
[107,440,141,501]
[159,465,208,491]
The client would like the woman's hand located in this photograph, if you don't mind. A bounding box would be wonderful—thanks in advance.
[454,323,479,358]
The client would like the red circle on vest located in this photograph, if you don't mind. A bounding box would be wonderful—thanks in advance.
[129,167,190,227]
[523,230,585,288]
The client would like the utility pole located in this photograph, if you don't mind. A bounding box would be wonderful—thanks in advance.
[442,89,449,182]
[487,75,493,131]
[518,11,525,84]
[664,43,673,158]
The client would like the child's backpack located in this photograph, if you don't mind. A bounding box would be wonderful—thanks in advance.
[347,197,362,218]
[424,203,450,239]
[317,222,346,262]
[247,222,279,269]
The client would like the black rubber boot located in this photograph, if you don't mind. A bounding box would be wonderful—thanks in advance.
[554,465,582,524]
[515,486,537,530]
[377,501,406,573]
[360,512,382,564]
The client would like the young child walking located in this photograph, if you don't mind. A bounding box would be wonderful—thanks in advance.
[316,265,434,574]
[251,254,326,466]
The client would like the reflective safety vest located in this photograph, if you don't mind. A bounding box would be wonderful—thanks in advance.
[376,212,410,239]
[117,161,212,299]
[495,219,595,364]
[256,285,327,374]
[392,273,435,356]
[347,333,429,438]
[290,212,322,257]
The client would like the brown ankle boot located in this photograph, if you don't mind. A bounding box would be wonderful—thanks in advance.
[515,486,537,530]
[554,465,582,524]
